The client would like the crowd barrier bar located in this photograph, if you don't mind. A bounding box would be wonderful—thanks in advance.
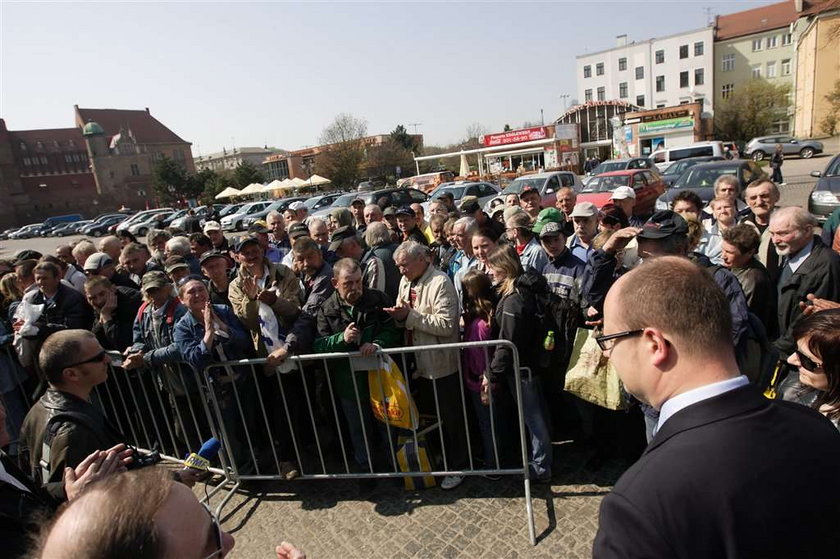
[204,339,537,546]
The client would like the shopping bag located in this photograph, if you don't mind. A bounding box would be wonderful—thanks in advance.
[368,354,419,430]
[12,300,44,368]
[258,299,295,374]
[396,434,436,490]
[564,328,627,411]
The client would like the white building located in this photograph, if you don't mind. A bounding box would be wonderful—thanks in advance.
[576,27,716,115]
[194,146,287,172]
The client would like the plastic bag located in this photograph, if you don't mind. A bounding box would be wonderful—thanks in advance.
[13,300,44,367]
[564,328,627,410]
[369,354,419,430]
[257,297,295,373]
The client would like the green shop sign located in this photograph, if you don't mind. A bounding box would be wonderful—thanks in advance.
[639,117,694,135]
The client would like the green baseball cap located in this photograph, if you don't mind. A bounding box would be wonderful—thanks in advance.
[531,208,564,234]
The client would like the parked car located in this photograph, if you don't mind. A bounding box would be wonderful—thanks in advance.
[808,153,840,223]
[576,169,666,216]
[219,203,245,218]
[424,182,500,214]
[655,160,767,211]
[659,156,725,186]
[128,211,175,237]
[303,193,342,213]
[310,193,366,218]
[721,141,743,159]
[484,171,583,213]
[650,142,726,171]
[0,228,20,241]
[9,223,45,239]
[115,208,174,234]
[220,201,272,231]
[354,188,429,210]
[169,204,227,229]
[52,220,92,237]
[397,171,455,193]
[588,157,654,176]
[243,197,307,228]
[81,214,128,237]
[745,135,824,161]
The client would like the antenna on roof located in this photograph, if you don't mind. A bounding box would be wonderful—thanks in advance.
[704,6,713,26]
[407,123,422,134]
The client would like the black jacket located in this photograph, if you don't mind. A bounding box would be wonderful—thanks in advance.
[91,286,143,352]
[24,284,94,342]
[403,226,429,246]
[19,390,124,501]
[0,450,58,558]
[776,237,840,356]
[593,385,840,558]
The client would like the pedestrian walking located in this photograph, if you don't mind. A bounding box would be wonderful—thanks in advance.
[770,143,785,185]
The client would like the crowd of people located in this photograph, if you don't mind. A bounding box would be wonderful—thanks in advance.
[1,175,840,557]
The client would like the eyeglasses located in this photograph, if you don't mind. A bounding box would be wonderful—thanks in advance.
[796,349,823,372]
[595,329,644,352]
[64,351,108,368]
[201,503,224,559]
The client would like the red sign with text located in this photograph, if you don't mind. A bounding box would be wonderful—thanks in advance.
[481,126,547,147]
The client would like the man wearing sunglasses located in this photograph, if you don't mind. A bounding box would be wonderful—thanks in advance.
[593,257,840,559]
[19,329,127,501]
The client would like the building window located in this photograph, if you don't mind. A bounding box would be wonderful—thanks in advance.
[782,33,792,46]
[583,65,591,78]
[722,53,735,72]
[694,68,705,85]
[752,38,763,51]
[36,141,44,149]
[618,57,627,71]
[679,100,690,105]
[766,35,778,49]
[19,142,27,151]
[22,157,31,166]
[679,45,688,59]
[655,75,665,92]
[694,41,704,56]
[751,64,761,78]
[722,83,734,99]
[619,82,628,98]
[39,155,47,164]
[596,62,604,75]
[585,89,593,102]
[597,86,605,101]
[771,119,790,134]
[636,95,645,107]
[130,163,140,176]
[766,61,777,78]
[655,50,664,64]
[680,71,689,88]
[68,139,75,148]
[781,58,791,76]
[656,104,666,108]
[635,66,644,79]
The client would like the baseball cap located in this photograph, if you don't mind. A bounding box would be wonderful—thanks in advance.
[538,221,565,239]
[141,270,170,291]
[637,210,688,240]
[569,202,599,218]
[520,185,540,197]
[395,206,416,218]
[328,226,357,252]
[163,255,189,274]
[610,186,636,200]
[289,201,306,211]
[503,206,525,222]
[288,223,309,241]
[247,220,270,234]
[83,252,113,272]
[383,206,397,217]
[203,220,221,233]
[437,191,454,200]
[199,250,228,266]
[350,198,365,207]
[233,235,260,252]
[531,208,564,235]
[460,196,480,214]
[13,249,42,263]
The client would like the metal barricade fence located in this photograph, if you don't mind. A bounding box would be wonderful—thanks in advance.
[202,339,538,546]
[93,354,240,513]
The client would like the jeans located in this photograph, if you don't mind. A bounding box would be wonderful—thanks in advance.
[339,396,376,468]
[469,390,502,469]
[506,373,552,479]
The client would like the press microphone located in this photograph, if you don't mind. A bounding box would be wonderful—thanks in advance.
[183,437,221,472]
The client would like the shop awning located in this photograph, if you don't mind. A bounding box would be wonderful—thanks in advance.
[482,146,548,159]
[413,138,556,161]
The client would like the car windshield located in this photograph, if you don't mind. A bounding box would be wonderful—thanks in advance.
[502,178,544,195]
[592,161,627,174]
[304,196,325,209]
[824,157,840,177]
[673,166,739,188]
[582,175,628,193]
[331,194,358,207]
[431,187,465,200]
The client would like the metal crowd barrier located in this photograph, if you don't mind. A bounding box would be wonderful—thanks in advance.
[94,341,537,545]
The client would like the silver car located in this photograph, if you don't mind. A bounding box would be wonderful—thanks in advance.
[745,135,824,161]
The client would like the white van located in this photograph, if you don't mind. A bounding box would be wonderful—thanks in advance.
[651,141,725,171]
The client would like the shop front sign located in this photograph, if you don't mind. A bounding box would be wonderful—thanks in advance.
[481,126,547,147]
[639,117,694,135]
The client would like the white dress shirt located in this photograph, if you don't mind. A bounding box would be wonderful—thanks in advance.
[653,375,750,437]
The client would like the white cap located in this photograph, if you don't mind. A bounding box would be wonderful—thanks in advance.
[610,186,636,200]
[289,201,307,211]
[203,220,221,232]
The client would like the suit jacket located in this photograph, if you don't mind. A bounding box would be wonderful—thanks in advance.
[593,385,840,559]
[23,283,94,342]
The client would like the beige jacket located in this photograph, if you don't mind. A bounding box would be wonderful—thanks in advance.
[396,264,459,379]
[229,261,303,354]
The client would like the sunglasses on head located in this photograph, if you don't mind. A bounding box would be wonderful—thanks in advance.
[796,349,823,372]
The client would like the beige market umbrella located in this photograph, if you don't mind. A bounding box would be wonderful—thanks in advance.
[459,152,470,176]
[214,186,241,199]
[262,179,285,193]
[239,182,266,195]
[306,174,332,187]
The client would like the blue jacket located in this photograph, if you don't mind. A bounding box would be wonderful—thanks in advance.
[174,304,253,371]
[129,297,187,367]
[541,249,586,305]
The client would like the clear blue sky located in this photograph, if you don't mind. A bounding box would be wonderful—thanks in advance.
[1,1,780,153]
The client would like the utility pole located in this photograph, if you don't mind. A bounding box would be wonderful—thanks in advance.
[540,108,544,125]
[407,123,422,134]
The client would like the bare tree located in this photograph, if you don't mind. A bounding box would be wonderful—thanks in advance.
[317,114,368,188]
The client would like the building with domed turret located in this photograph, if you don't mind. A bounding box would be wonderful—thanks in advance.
[0,105,193,229]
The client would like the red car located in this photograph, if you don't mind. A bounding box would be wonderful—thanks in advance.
[576,169,666,216]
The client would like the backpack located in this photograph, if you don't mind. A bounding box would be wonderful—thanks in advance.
[516,272,564,370]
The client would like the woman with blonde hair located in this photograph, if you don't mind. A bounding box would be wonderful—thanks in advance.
[0,272,24,323]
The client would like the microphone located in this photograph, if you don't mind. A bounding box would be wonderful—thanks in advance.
[183,437,221,471]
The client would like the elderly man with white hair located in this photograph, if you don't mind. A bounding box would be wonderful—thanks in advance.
[770,206,840,357]
[164,236,200,275]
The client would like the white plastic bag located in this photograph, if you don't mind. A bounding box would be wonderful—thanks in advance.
[257,296,294,373]
[13,300,44,367]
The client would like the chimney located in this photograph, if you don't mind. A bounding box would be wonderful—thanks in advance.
[616,34,627,47]
[794,0,803,12]
[145,107,150,113]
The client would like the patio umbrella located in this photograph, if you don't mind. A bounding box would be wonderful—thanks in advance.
[214,186,241,199]
[306,174,332,187]
[459,152,470,176]
[239,182,266,195]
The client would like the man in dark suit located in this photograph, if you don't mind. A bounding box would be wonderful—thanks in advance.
[593,256,840,559]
